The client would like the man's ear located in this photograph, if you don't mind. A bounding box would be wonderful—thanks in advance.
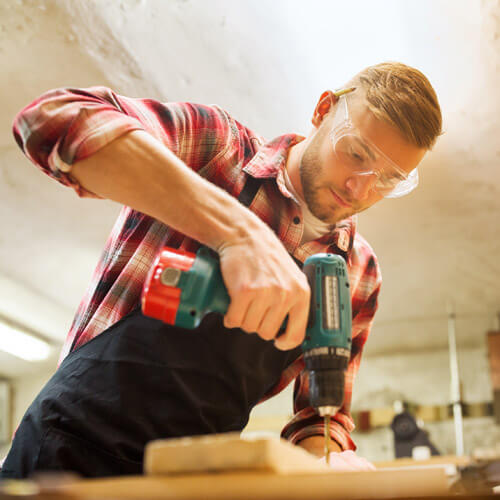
[312,90,339,128]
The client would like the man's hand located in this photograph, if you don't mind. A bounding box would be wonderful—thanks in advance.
[298,436,375,472]
[218,223,310,350]
[319,450,376,471]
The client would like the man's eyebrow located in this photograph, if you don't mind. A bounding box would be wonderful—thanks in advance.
[351,136,377,162]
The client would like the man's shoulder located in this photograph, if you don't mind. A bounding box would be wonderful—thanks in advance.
[163,102,251,130]
[159,102,232,128]
[172,102,264,150]
[352,231,376,258]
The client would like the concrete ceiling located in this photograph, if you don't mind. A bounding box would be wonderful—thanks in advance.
[0,0,499,377]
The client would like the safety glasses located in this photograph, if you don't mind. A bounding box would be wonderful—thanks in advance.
[330,89,419,198]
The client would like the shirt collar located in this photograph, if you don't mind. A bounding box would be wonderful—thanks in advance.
[243,134,299,177]
[243,133,357,256]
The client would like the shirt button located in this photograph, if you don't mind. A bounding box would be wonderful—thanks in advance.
[293,216,301,224]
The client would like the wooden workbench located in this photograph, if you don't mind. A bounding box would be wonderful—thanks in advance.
[62,467,452,499]
[1,436,494,499]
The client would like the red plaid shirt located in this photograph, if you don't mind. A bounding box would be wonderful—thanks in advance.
[13,87,381,451]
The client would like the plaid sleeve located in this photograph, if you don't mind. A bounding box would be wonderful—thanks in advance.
[12,86,147,197]
[281,254,381,451]
[12,87,233,198]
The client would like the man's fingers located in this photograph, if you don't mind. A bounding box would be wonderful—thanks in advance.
[255,306,288,341]
[273,299,309,350]
[223,294,251,329]
[319,455,355,471]
[321,451,376,471]
[226,291,288,339]
[341,451,376,470]
[239,297,272,334]
[224,290,306,346]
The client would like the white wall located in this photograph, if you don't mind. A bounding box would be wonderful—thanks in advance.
[0,365,56,460]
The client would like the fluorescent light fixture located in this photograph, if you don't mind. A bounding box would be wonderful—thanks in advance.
[0,321,52,362]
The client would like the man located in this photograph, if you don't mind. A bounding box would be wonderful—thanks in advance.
[1,62,442,478]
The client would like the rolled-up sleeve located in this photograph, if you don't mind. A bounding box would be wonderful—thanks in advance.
[13,86,147,198]
[281,247,382,451]
[13,87,235,199]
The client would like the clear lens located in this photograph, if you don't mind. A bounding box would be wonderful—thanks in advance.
[384,168,419,198]
[333,134,374,172]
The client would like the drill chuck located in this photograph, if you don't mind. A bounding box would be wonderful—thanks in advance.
[305,346,349,415]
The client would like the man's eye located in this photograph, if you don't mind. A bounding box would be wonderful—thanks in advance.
[349,149,366,164]
[383,172,406,184]
[386,169,406,181]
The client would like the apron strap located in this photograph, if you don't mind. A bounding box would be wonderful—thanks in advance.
[238,174,302,270]
[238,175,261,208]
[179,174,261,253]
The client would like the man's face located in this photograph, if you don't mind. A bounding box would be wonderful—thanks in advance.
[299,93,427,224]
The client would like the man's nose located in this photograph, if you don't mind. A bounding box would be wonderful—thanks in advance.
[345,173,378,201]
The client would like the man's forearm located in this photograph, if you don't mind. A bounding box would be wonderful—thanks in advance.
[296,435,342,458]
[70,129,260,251]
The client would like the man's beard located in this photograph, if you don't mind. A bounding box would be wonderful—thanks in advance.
[299,128,338,223]
[299,128,356,224]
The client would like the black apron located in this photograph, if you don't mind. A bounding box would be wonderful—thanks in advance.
[1,176,303,479]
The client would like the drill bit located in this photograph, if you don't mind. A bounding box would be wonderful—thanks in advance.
[324,414,331,466]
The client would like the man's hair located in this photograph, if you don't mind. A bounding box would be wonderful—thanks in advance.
[347,62,443,150]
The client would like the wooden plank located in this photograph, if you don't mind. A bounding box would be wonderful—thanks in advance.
[144,434,327,475]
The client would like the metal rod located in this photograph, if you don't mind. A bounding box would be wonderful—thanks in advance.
[447,303,464,456]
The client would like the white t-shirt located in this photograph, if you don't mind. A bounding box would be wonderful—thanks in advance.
[282,167,334,245]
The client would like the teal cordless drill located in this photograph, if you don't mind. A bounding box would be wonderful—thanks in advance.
[142,246,352,457]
